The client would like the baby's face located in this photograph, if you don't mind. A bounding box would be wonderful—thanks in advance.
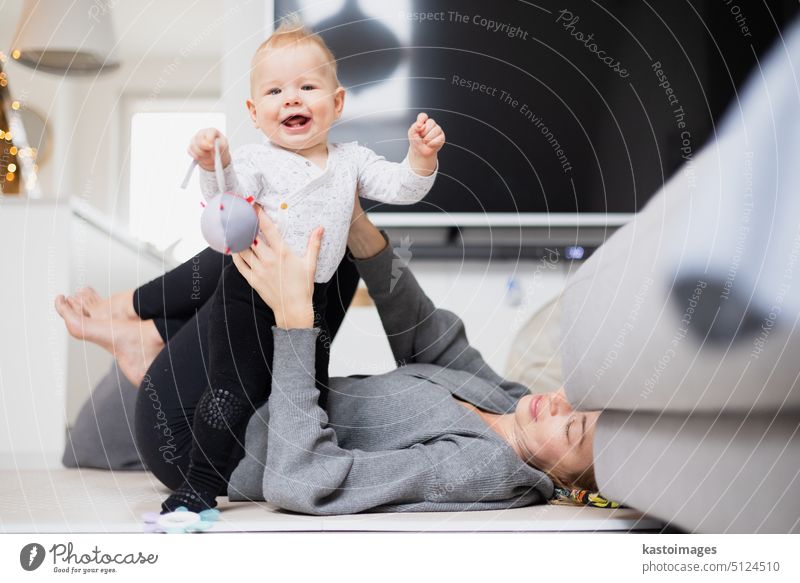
[247,44,344,153]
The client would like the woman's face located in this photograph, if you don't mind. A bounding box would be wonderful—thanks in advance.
[513,388,599,483]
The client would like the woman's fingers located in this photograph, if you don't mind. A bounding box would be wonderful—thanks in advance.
[238,249,258,272]
[256,207,284,249]
[231,254,252,284]
[305,226,324,259]
[232,252,250,273]
[304,227,324,279]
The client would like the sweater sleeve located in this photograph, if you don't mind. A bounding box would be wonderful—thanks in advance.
[353,232,528,398]
[198,144,266,202]
[354,144,437,205]
[264,327,443,515]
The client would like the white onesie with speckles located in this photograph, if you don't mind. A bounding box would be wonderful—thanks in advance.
[199,141,437,282]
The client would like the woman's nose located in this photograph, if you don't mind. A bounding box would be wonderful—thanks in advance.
[548,392,573,416]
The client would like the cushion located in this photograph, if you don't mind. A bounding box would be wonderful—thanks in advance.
[559,17,800,415]
[504,295,564,394]
[61,361,146,471]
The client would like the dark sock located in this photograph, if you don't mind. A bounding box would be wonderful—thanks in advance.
[161,482,218,514]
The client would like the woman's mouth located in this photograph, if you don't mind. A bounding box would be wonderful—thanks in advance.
[530,395,541,421]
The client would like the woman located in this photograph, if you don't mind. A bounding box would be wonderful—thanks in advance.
[56,198,598,515]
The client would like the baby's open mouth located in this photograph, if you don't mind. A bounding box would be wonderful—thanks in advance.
[282,114,311,128]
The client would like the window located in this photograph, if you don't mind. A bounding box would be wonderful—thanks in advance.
[129,108,225,262]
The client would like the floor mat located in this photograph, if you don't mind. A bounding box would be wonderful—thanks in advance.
[0,469,662,533]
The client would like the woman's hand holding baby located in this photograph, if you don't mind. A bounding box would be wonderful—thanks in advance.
[232,209,322,330]
[189,128,232,171]
[407,112,445,176]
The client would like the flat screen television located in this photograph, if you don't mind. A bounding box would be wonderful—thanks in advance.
[275,0,797,226]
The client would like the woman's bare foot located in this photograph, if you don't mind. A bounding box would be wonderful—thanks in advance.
[71,287,138,321]
[55,295,164,386]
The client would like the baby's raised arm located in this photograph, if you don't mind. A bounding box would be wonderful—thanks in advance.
[354,113,445,206]
[189,128,230,172]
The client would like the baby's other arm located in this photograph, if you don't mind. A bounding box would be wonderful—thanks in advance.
[354,120,443,206]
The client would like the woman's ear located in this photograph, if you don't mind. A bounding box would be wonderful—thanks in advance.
[246,99,258,127]
[333,86,346,120]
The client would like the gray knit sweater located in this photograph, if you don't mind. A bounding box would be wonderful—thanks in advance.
[227,233,554,514]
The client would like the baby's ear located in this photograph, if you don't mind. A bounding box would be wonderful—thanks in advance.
[333,87,346,119]
[246,99,258,125]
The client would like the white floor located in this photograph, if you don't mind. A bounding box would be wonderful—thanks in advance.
[0,469,662,533]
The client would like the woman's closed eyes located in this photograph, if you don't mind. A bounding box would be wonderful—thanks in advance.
[566,414,587,446]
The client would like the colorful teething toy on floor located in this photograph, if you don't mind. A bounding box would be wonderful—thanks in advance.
[142,507,220,534]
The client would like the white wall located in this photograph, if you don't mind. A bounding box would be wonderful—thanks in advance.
[330,258,569,378]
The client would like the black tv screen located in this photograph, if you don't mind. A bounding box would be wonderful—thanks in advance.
[275,0,797,217]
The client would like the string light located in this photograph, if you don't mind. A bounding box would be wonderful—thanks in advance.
[4,132,11,141]
[9,146,17,155]
[11,101,20,110]
[11,50,21,60]
[7,164,16,173]
[6,172,15,182]
[0,130,5,139]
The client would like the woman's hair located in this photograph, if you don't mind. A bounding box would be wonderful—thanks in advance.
[251,15,340,86]
[547,463,598,492]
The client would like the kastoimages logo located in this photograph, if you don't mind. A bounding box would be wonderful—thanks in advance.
[20,543,46,571]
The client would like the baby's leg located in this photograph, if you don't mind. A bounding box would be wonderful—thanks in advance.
[159,263,351,513]
[134,300,247,492]
[160,263,281,513]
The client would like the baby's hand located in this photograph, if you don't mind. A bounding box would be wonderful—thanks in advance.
[407,112,445,159]
[189,128,231,171]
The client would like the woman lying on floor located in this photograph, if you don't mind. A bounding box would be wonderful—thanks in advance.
[55,196,599,515]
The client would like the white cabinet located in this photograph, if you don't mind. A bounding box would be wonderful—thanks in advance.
[0,199,70,468]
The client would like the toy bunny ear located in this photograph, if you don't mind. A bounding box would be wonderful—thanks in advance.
[200,193,260,254]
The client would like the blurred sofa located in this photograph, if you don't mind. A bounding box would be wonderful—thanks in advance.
[557,18,800,533]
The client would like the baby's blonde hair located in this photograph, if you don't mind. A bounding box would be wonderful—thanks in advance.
[250,15,340,91]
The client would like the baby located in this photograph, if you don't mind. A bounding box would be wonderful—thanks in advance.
[161,20,445,513]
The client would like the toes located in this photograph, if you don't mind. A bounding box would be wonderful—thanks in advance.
[55,296,84,338]
[55,295,74,318]
[73,288,95,315]
[66,296,85,316]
